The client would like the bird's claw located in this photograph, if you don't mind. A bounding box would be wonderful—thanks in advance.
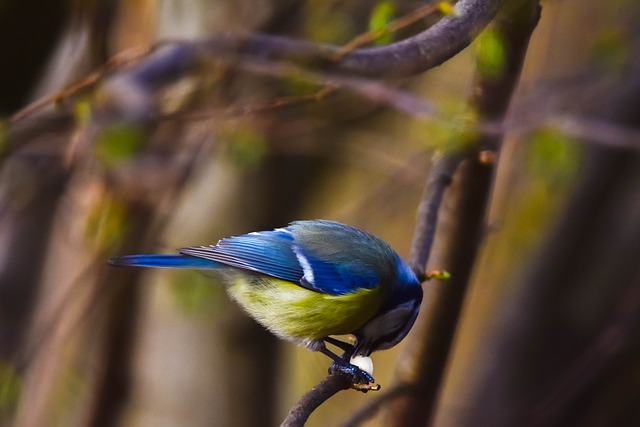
[328,361,380,392]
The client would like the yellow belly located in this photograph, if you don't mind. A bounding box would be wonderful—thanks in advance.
[226,275,384,343]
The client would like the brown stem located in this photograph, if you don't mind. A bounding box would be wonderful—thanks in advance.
[386,1,541,426]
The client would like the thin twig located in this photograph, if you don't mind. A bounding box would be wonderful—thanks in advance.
[9,44,161,124]
[408,153,463,279]
[333,1,452,60]
[223,58,439,118]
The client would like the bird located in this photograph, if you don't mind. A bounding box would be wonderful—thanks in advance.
[108,219,423,388]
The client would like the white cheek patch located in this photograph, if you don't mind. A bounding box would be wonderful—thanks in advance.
[350,356,374,376]
[295,251,315,285]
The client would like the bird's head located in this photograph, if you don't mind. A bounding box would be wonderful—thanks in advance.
[353,256,423,357]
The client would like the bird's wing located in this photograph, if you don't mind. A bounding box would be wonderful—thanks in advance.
[179,229,304,283]
[179,225,381,295]
[290,242,379,295]
[287,220,385,294]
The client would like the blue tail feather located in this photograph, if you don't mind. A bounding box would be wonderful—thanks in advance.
[108,254,224,269]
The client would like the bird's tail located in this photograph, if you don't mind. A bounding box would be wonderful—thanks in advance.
[108,254,223,269]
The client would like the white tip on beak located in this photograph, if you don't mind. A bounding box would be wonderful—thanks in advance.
[349,355,374,376]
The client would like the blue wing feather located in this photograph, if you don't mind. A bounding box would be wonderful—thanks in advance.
[179,229,305,283]
[289,220,396,294]
[291,243,380,294]
[179,222,387,295]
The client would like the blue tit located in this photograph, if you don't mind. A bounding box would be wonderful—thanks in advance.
[109,220,423,386]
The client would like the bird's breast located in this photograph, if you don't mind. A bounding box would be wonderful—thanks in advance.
[226,274,384,342]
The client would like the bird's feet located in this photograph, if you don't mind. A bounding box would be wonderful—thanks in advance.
[328,360,380,392]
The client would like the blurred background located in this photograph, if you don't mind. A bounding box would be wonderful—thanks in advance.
[1,0,639,426]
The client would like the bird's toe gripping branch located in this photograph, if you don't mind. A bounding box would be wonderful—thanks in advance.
[328,360,380,392]
[317,338,380,392]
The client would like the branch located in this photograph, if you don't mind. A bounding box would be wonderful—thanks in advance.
[274,1,505,411]
[408,153,463,279]
[333,0,504,77]
[121,0,503,90]
[10,0,503,124]
[385,1,541,426]
[280,374,351,427]
[280,4,538,427]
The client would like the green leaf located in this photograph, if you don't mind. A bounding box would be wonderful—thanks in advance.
[369,1,397,45]
[95,124,144,167]
[528,127,579,185]
[73,97,92,126]
[437,1,455,16]
[476,29,507,81]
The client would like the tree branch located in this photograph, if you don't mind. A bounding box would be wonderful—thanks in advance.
[385,1,541,426]
[280,374,351,427]
[118,0,503,92]
[408,153,463,279]
[10,0,503,124]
